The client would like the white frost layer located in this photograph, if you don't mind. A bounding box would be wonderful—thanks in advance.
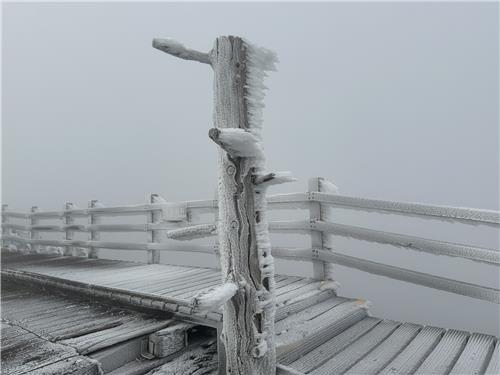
[213,128,264,158]
[243,39,279,358]
[193,282,238,310]
[319,178,339,281]
[166,224,217,241]
[254,171,296,188]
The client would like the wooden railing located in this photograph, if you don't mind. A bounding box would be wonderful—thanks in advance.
[2,177,499,304]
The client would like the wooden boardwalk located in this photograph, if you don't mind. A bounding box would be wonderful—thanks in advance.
[1,279,218,374]
[2,250,499,375]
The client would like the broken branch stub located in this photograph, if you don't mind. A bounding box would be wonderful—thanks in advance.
[208,128,264,158]
[152,38,211,65]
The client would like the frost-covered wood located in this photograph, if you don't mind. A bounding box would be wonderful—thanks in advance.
[308,178,326,279]
[166,224,217,241]
[254,172,296,188]
[312,192,500,226]
[30,206,40,253]
[147,194,163,264]
[153,38,211,65]
[148,322,193,358]
[63,202,76,256]
[192,282,238,310]
[209,128,264,158]
[88,200,101,259]
[210,36,278,374]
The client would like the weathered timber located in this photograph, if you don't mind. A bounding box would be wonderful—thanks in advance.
[88,200,101,259]
[148,322,194,357]
[210,35,277,374]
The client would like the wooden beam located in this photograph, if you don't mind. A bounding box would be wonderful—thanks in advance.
[30,206,40,253]
[88,200,101,259]
[63,202,75,256]
[308,178,325,279]
[211,35,277,374]
[152,38,211,65]
[147,194,162,264]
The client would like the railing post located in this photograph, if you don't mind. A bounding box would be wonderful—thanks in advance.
[2,204,10,249]
[30,206,40,253]
[88,200,101,259]
[147,194,162,264]
[308,177,326,280]
[63,202,74,256]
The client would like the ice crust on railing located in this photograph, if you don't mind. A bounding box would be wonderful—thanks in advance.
[314,193,500,226]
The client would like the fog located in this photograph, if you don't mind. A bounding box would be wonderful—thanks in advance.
[2,2,499,335]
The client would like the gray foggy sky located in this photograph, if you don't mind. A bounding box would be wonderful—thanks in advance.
[2,2,499,334]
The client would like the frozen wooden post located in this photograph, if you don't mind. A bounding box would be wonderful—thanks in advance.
[309,177,338,281]
[309,177,326,280]
[30,206,40,253]
[63,202,75,256]
[2,204,10,248]
[153,35,283,375]
[88,200,101,259]
[147,194,162,264]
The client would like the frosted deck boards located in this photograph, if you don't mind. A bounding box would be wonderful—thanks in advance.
[1,251,340,326]
[2,251,498,375]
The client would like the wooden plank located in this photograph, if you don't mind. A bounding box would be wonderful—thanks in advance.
[276,281,323,304]
[485,339,499,375]
[344,323,422,374]
[277,300,369,364]
[0,322,78,375]
[309,320,400,375]
[379,326,445,375]
[60,318,172,355]
[101,266,200,288]
[286,317,381,371]
[34,355,102,374]
[449,333,496,375]
[414,329,470,375]
[275,290,335,322]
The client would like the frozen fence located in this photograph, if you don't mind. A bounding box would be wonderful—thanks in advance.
[2,177,499,303]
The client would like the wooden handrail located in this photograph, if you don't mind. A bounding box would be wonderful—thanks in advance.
[311,192,500,226]
[3,191,498,226]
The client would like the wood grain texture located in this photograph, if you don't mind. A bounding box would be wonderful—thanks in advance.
[212,36,276,374]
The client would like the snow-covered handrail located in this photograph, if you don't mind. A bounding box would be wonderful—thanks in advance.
[310,192,500,226]
[316,250,499,304]
[3,218,498,264]
[6,192,497,226]
[269,220,500,265]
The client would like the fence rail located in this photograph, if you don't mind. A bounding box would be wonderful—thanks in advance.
[2,178,499,303]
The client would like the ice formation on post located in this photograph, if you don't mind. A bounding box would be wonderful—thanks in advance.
[210,36,282,374]
[153,35,284,374]
[245,39,278,359]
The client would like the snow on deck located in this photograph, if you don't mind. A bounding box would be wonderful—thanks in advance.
[2,250,498,375]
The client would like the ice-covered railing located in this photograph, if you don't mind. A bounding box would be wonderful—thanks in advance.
[2,176,499,303]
